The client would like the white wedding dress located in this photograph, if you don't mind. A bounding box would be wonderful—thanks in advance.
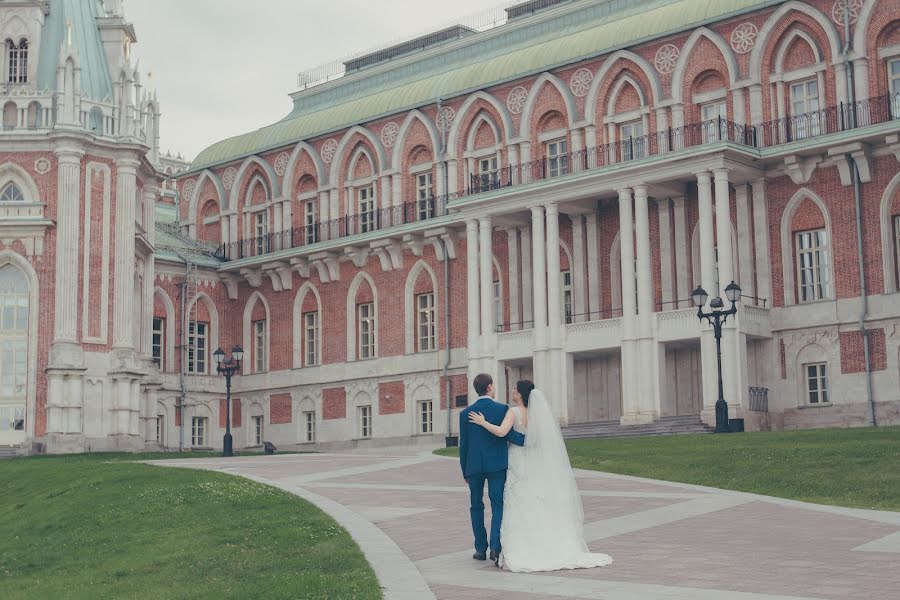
[499,389,613,572]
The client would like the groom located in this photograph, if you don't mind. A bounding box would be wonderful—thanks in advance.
[458,373,525,564]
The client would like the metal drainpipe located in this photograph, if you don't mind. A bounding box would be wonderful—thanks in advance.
[842,9,876,426]
[172,251,190,451]
[438,98,454,442]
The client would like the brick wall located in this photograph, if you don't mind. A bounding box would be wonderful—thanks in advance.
[839,329,887,374]
[270,393,293,424]
[323,387,346,420]
[378,381,405,415]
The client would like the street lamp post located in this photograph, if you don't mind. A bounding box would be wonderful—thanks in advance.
[692,281,742,433]
[213,345,244,457]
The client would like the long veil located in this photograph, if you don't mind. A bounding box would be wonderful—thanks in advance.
[522,389,585,534]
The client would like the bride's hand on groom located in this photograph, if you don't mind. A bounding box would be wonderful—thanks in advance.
[468,412,487,426]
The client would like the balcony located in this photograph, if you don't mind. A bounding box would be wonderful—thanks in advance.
[565,316,622,353]
[496,326,534,361]
[215,93,900,263]
[656,307,699,342]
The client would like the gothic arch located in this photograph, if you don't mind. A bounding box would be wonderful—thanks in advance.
[328,125,387,185]
[242,291,271,373]
[345,271,378,361]
[0,251,38,438]
[292,281,323,368]
[465,112,502,152]
[773,29,824,75]
[446,91,514,154]
[347,145,376,181]
[392,109,442,168]
[880,171,900,293]
[185,292,220,361]
[671,27,740,104]
[187,169,226,223]
[584,50,663,123]
[404,260,439,354]
[605,74,648,117]
[228,156,280,212]
[282,141,327,190]
[518,72,577,137]
[0,162,39,202]
[153,287,176,373]
[780,188,835,306]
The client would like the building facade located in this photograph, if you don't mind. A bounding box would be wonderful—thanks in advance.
[5,0,900,454]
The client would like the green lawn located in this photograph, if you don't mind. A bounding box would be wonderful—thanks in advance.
[0,453,381,600]
[437,427,900,512]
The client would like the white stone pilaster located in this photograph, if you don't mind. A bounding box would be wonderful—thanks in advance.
[571,215,586,323]
[585,213,600,319]
[658,198,673,306]
[53,147,83,344]
[731,87,746,126]
[47,373,65,434]
[546,204,562,346]
[519,226,533,326]
[713,168,734,291]
[113,157,139,349]
[505,228,520,330]
[478,217,494,341]
[465,220,480,356]
[853,58,869,102]
[531,206,547,347]
[697,172,716,301]
[748,84,764,127]
[751,179,771,305]
[570,129,583,173]
[634,186,653,330]
[673,196,689,308]
[66,375,83,434]
[735,184,754,299]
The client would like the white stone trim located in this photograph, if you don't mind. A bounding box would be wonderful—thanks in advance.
[292,281,323,369]
[81,162,111,345]
[242,291,271,374]
[404,260,439,354]
[187,169,226,228]
[518,72,578,137]
[282,140,327,190]
[879,171,900,294]
[153,287,177,373]
[228,155,281,214]
[779,188,836,306]
[185,292,220,374]
[327,125,387,188]
[391,109,442,169]
[346,271,379,361]
[584,50,664,125]
[670,27,740,105]
[446,91,513,155]
[0,251,39,440]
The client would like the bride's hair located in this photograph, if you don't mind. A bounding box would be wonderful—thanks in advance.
[516,380,535,407]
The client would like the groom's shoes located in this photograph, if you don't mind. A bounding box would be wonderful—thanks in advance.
[473,551,487,561]
[489,550,499,565]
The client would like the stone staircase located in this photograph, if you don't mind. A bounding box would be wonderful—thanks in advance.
[561,415,714,440]
[0,446,19,459]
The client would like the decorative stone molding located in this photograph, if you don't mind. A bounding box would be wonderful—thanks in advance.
[290,256,310,277]
[220,273,239,299]
[320,139,338,163]
[222,167,237,191]
[831,0,863,26]
[783,155,822,185]
[402,233,425,257]
[654,44,680,75]
[181,179,195,203]
[380,122,399,148]
[344,245,371,268]
[827,143,872,186]
[886,133,900,163]
[569,68,593,98]
[404,374,439,403]
[730,23,758,54]
[309,252,340,282]
[506,86,528,115]
[370,239,403,271]
[273,152,290,177]
[239,267,263,288]
[262,261,293,291]
[346,378,378,404]
[33,157,51,175]
[437,106,455,133]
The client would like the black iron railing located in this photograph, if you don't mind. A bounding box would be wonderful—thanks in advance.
[749,386,769,412]
[215,93,900,262]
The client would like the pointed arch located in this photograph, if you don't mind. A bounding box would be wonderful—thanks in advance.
[0,162,39,202]
[245,172,270,207]
[391,109,442,168]
[465,112,502,152]
[780,188,834,306]
[187,169,226,223]
[446,91,514,154]
[879,171,900,293]
[748,1,842,85]
[606,74,648,116]
[584,50,663,123]
[0,251,38,439]
[328,125,387,184]
[347,144,376,181]
[518,72,577,136]
[228,156,280,212]
[185,292,220,368]
[774,29,824,75]
[346,271,378,361]
[671,27,739,104]
[292,281,323,368]
[404,260,439,354]
[283,140,327,190]
[242,291,271,373]
[853,0,880,52]
[153,287,176,373]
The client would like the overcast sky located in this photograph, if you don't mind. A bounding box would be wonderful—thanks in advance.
[128,0,498,162]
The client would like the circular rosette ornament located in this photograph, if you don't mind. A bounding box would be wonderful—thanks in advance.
[654,44,680,75]
[320,139,338,164]
[380,122,399,148]
[506,86,528,115]
[569,68,594,98]
[730,23,758,55]
[437,106,456,133]
[273,152,290,176]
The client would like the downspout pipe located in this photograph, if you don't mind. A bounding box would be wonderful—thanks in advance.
[438,98,455,445]
[842,9,876,426]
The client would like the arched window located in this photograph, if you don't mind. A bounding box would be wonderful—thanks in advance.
[0,183,24,203]
[0,264,28,436]
[6,39,28,84]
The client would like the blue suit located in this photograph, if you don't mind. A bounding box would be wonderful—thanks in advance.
[459,396,526,555]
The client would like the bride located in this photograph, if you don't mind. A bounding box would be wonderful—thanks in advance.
[469,380,613,572]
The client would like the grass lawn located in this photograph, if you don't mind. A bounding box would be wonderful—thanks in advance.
[436,426,900,512]
[0,452,381,600]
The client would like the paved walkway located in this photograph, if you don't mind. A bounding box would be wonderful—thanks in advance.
[154,449,900,600]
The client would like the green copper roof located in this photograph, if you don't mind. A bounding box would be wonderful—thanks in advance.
[155,204,222,267]
[191,0,778,172]
[38,0,114,101]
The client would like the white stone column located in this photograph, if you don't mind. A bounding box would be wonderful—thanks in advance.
[66,375,83,434]
[618,188,641,424]
[634,186,653,327]
[519,226,533,326]
[465,220,480,356]
[585,213,600,319]
[446,159,458,196]
[713,168,734,291]
[571,215,586,322]
[655,108,669,152]
[131,380,142,436]
[697,172,716,301]
[731,87,746,126]
[47,373,65,434]
[53,147,83,344]
[751,179,772,305]
[546,204,562,345]
[658,198,673,306]
[749,84,764,127]
[531,206,547,346]
[113,157,139,349]
[116,378,132,435]
[479,217,494,338]
[853,58,869,103]
[735,184,754,299]
[570,129,583,173]
[506,228,520,330]
[673,196,690,308]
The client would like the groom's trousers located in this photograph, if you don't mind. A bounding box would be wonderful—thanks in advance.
[468,470,507,554]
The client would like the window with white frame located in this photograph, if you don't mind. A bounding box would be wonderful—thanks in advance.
[0,183,24,203]
[417,293,436,351]
[493,280,502,332]
[478,156,499,191]
[187,322,208,374]
[358,303,375,359]
[156,415,164,445]
[894,215,900,289]
[252,415,263,445]
[804,363,828,405]
[304,311,319,366]
[305,199,318,244]
[562,270,573,324]
[701,101,728,143]
[253,320,267,372]
[303,411,316,442]
[7,40,28,84]
[254,210,268,255]
[358,405,372,438]
[359,185,376,233]
[191,416,208,447]
[619,120,644,160]
[416,172,434,220]
[889,58,900,118]
[152,317,164,367]
[418,400,433,434]
[790,78,821,139]
[795,229,830,302]
[546,139,568,177]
